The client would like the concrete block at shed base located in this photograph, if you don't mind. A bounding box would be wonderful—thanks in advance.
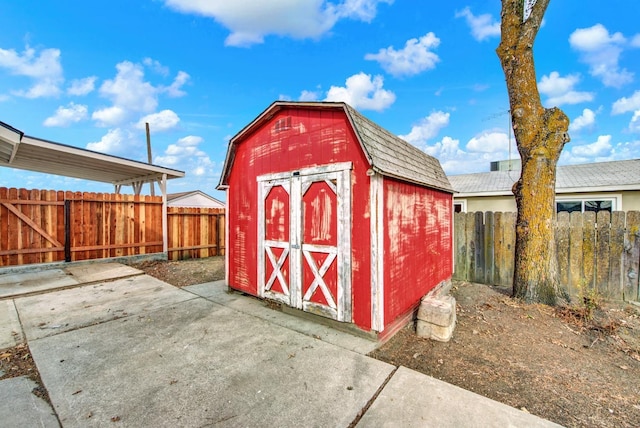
[417,295,456,327]
[416,295,456,342]
[416,319,456,342]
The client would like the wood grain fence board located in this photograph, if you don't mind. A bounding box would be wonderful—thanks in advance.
[596,211,611,295]
[127,197,135,256]
[474,211,484,283]
[465,213,475,283]
[504,213,516,287]
[0,188,7,265]
[30,189,41,264]
[609,212,625,300]
[19,188,29,265]
[453,212,466,280]
[56,191,64,262]
[201,210,210,258]
[116,194,125,257]
[484,211,495,285]
[568,212,583,297]
[556,212,570,289]
[582,211,596,290]
[624,211,640,301]
[493,212,503,286]
[138,196,146,255]
[219,213,226,255]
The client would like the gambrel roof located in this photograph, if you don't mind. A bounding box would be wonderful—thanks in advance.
[217,101,453,193]
[449,159,640,196]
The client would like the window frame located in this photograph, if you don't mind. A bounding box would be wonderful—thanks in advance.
[555,194,621,213]
[453,199,467,213]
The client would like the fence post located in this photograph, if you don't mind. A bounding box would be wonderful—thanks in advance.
[64,199,71,262]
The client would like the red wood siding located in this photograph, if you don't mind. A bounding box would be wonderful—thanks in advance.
[383,178,453,325]
[226,107,373,329]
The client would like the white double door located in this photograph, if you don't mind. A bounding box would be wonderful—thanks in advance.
[257,163,351,322]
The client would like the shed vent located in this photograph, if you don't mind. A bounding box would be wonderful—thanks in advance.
[274,117,292,132]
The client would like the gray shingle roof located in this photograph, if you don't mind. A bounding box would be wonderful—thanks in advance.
[218,101,453,193]
[449,159,640,195]
[342,104,453,192]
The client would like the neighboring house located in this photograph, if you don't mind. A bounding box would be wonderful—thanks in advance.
[167,190,225,208]
[449,159,640,213]
[217,101,453,338]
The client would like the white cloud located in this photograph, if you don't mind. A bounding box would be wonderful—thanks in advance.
[570,135,613,158]
[455,7,500,42]
[632,34,640,47]
[155,135,214,177]
[299,90,320,101]
[364,32,440,77]
[630,111,640,133]
[86,128,132,154]
[398,111,449,146]
[467,131,510,153]
[92,61,189,127]
[67,76,97,96]
[0,45,63,98]
[612,90,640,114]
[43,102,88,127]
[92,106,127,127]
[324,72,395,111]
[569,108,596,132]
[164,0,392,47]
[163,71,190,97]
[136,110,180,132]
[424,136,463,158]
[569,24,634,88]
[143,57,169,76]
[537,71,594,106]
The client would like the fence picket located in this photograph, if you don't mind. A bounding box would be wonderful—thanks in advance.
[583,211,596,291]
[609,212,625,300]
[596,211,611,296]
[453,212,467,280]
[568,212,583,297]
[624,211,640,301]
[556,212,570,289]
[474,211,484,283]
[484,211,495,284]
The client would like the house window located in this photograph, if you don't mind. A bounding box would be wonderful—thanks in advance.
[556,198,615,213]
[453,200,466,213]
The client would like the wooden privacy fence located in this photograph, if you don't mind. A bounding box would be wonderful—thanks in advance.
[453,211,640,302]
[167,207,225,261]
[0,187,225,267]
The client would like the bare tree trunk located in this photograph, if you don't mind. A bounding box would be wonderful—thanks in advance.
[496,0,570,304]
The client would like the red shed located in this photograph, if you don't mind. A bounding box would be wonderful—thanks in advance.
[217,101,454,338]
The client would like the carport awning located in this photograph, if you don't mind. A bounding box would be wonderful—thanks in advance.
[0,121,184,186]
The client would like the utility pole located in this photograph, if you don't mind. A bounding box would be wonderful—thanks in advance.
[146,122,155,196]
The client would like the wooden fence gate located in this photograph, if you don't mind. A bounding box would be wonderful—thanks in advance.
[0,187,225,267]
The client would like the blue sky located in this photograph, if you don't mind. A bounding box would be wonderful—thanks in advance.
[1,1,639,199]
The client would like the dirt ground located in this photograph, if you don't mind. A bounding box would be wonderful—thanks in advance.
[129,256,225,287]
[371,281,640,428]
[3,257,639,427]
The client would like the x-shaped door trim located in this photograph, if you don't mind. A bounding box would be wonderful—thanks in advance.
[302,247,337,309]
[264,241,290,295]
